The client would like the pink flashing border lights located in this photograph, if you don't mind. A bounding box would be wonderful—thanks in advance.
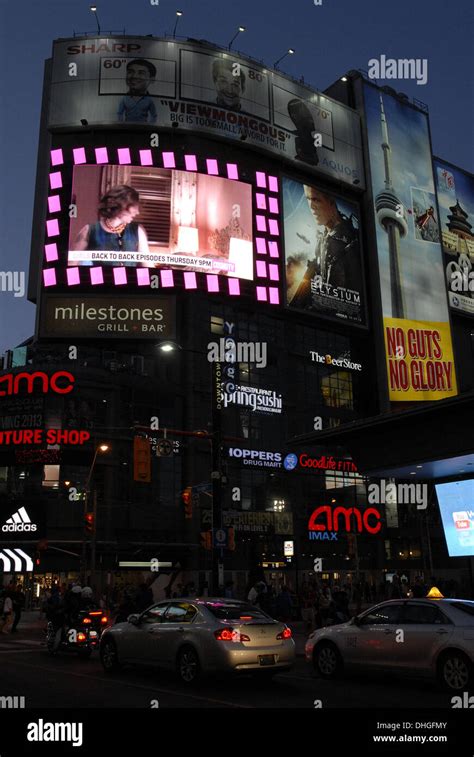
[160,270,174,287]
[50,149,64,166]
[268,219,279,236]
[73,147,87,165]
[226,163,238,180]
[256,215,267,232]
[256,260,267,278]
[43,269,57,287]
[46,219,60,237]
[269,264,279,281]
[49,172,62,190]
[113,268,127,285]
[185,154,198,171]
[67,267,80,286]
[43,145,283,308]
[162,152,176,168]
[268,241,279,258]
[95,147,109,164]
[136,268,150,286]
[44,243,58,262]
[184,271,197,289]
[255,193,267,210]
[206,159,219,175]
[90,267,104,285]
[48,196,61,213]
[228,278,240,295]
[117,148,131,164]
[269,287,280,304]
[268,176,278,193]
[139,149,153,166]
[269,197,279,214]
[206,275,219,292]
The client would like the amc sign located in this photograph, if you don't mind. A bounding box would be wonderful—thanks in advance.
[308,505,382,541]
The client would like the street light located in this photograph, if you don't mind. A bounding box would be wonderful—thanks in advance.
[83,443,110,586]
[274,48,294,69]
[173,11,183,37]
[228,26,245,50]
[90,5,101,34]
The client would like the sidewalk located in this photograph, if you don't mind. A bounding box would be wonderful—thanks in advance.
[5,609,46,637]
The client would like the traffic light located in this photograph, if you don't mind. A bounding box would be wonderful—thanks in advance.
[133,435,151,483]
[182,487,193,519]
[200,531,212,550]
[227,527,235,551]
[34,551,41,567]
[84,512,95,534]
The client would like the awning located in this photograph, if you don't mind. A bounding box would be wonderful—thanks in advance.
[0,548,34,572]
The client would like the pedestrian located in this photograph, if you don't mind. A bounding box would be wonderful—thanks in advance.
[224,580,235,599]
[275,585,292,622]
[1,590,14,634]
[11,584,25,633]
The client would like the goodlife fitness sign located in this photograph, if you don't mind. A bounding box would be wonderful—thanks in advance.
[227,447,357,472]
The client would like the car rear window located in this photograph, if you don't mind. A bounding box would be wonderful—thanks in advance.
[449,601,474,617]
[204,602,271,621]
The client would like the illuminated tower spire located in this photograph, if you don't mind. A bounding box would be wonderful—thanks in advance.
[375,94,408,318]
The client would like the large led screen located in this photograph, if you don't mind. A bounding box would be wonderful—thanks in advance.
[282,177,366,325]
[436,480,474,557]
[68,165,254,279]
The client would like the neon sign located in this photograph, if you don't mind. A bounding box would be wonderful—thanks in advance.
[308,505,382,540]
[0,371,75,397]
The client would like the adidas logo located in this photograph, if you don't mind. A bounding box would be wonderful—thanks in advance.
[2,507,37,533]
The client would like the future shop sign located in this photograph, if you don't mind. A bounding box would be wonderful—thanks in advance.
[0,370,90,447]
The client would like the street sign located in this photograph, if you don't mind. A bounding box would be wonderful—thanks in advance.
[213,528,228,548]
[156,439,173,457]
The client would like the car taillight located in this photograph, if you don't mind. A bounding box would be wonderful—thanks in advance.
[277,627,292,640]
[101,616,108,624]
[214,628,251,642]
[77,632,87,642]
[82,617,91,624]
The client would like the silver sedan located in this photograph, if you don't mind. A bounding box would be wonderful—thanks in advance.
[305,598,474,691]
[100,598,295,683]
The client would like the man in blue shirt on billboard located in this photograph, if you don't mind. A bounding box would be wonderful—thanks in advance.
[117,59,158,123]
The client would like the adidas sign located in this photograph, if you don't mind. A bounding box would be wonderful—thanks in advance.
[2,507,37,533]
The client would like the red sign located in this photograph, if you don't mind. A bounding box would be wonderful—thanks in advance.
[308,505,382,535]
[0,371,75,397]
[0,429,90,445]
[299,454,357,472]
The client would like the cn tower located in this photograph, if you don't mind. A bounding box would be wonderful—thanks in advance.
[375,95,408,318]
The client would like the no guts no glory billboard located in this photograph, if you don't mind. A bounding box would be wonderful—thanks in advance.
[48,37,364,190]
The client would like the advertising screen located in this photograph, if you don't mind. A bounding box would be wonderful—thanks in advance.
[436,480,474,557]
[68,165,253,279]
[48,37,365,189]
[282,177,365,325]
[434,159,474,317]
[363,85,457,401]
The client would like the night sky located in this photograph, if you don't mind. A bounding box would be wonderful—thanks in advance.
[0,0,473,352]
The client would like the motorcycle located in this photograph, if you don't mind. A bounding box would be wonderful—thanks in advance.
[46,608,110,659]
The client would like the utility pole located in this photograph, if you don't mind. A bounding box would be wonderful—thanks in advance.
[211,361,224,594]
[90,490,98,590]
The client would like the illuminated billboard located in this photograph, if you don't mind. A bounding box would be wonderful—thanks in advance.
[282,177,366,325]
[48,37,365,189]
[68,165,253,279]
[42,145,282,306]
[436,480,474,557]
[363,85,457,401]
[434,159,474,317]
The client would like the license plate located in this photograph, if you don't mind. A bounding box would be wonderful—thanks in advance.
[259,655,276,666]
